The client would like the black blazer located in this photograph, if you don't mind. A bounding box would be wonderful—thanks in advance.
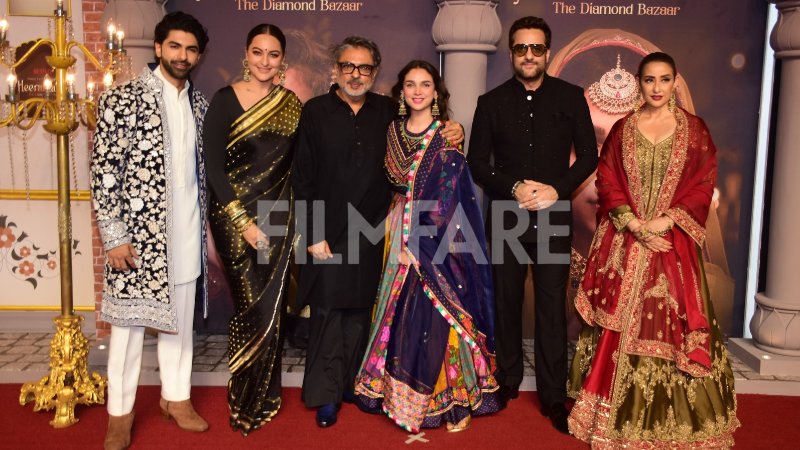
[467,75,598,242]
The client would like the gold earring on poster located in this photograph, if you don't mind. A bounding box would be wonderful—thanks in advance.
[398,92,407,116]
[242,58,251,82]
[668,91,677,112]
[279,62,288,86]
[431,93,440,118]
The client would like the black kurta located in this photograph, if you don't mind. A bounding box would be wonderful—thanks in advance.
[291,85,394,310]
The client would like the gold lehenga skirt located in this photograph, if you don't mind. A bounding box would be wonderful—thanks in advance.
[567,257,740,449]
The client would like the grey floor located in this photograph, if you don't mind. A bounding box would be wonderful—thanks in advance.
[2,331,799,396]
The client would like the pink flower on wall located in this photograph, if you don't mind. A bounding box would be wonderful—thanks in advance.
[17,261,35,277]
[0,227,15,248]
[1,215,80,289]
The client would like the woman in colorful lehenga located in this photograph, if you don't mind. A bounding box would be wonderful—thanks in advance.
[354,60,500,433]
[203,24,301,435]
[567,52,739,448]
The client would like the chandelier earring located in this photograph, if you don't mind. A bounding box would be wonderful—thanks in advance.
[242,58,251,82]
[633,91,642,112]
[279,62,288,86]
[668,91,677,112]
[398,92,407,116]
[431,93,440,118]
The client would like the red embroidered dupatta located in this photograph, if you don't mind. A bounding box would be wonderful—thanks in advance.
[574,108,717,377]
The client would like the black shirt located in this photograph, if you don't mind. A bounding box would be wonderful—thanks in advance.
[291,85,396,309]
[291,85,395,248]
[467,75,598,241]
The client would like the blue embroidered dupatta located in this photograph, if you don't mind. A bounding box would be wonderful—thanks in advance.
[355,120,499,432]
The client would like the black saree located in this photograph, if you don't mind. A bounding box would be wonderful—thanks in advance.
[204,85,301,434]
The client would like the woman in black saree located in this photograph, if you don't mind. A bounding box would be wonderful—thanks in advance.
[203,23,301,435]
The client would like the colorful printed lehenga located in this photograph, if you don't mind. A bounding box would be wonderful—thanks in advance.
[205,85,301,434]
[567,108,739,448]
[354,119,500,432]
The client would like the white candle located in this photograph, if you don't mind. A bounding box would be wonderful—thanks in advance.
[0,18,8,42]
[107,21,116,48]
[87,81,95,98]
[115,30,125,50]
[43,76,53,93]
[66,72,75,97]
[103,72,113,89]
[6,73,16,101]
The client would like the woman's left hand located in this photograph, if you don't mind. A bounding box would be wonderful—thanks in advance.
[441,120,464,146]
[641,235,673,252]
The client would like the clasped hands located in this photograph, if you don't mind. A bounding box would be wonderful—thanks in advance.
[515,180,557,211]
[628,216,674,253]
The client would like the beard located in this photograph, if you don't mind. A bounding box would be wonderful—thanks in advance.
[338,78,372,99]
[160,57,193,81]
[513,59,546,84]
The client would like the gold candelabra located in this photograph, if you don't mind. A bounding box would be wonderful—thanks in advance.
[3,0,124,428]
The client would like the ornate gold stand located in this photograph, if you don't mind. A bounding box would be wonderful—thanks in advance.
[1,6,122,427]
[19,315,106,428]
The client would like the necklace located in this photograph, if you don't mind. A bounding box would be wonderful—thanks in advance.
[400,119,427,149]
[386,119,431,186]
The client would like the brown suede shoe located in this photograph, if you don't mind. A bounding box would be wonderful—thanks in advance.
[159,398,209,432]
[104,412,134,450]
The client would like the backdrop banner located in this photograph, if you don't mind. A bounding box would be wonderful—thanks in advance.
[170,0,766,337]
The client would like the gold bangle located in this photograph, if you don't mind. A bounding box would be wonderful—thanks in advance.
[234,216,254,233]
[224,199,245,215]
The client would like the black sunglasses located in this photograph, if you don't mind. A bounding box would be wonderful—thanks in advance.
[337,62,375,76]
[510,43,548,57]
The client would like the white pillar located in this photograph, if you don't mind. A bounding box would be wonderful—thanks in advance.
[432,0,502,148]
[750,0,800,356]
[101,0,167,75]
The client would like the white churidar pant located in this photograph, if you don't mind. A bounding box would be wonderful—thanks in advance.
[106,280,196,416]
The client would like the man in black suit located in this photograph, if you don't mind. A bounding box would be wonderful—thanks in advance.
[467,16,598,434]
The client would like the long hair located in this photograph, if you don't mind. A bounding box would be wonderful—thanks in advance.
[390,60,450,121]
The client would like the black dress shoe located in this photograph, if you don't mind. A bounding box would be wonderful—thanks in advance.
[316,404,338,428]
[497,385,520,410]
[541,402,570,435]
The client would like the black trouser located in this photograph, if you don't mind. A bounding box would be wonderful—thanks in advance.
[301,305,372,408]
[493,237,570,409]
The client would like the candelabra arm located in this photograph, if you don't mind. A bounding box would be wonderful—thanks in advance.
[0,97,51,130]
[77,99,97,129]
[4,39,56,70]
[69,41,116,73]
